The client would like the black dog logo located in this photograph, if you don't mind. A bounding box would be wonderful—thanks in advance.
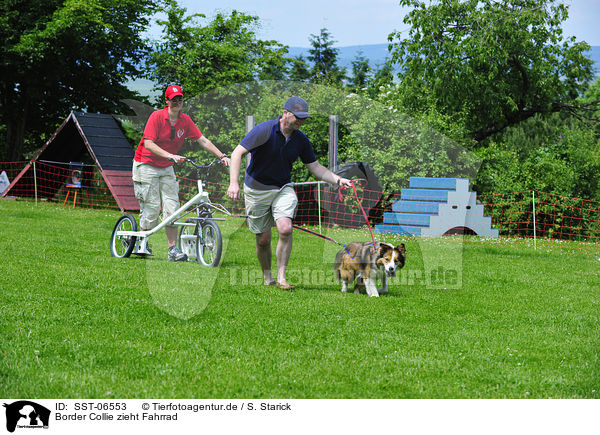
[3,401,50,433]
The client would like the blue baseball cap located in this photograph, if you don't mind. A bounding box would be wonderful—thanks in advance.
[283,96,311,119]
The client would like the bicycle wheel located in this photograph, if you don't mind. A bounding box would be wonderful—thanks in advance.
[197,220,222,266]
[178,218,200,260]
[110,213,138,258]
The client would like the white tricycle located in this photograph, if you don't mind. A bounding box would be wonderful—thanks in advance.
[109,158,230,266]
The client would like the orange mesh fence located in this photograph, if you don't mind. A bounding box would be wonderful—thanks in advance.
[292,182,387,228]
[479,190,600,244]
[1,160,121,210]
[0,161,28,178]
[2,161,599,252]
[0,161,29,194]
[177,178,386,227]
[478,190,534,238]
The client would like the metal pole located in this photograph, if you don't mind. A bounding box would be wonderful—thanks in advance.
[317,181,322,234]
[33,161,38,205]
[328,116,339,235]
[245,116,255,169]
[328,115,338,172]
[532,190,537,250]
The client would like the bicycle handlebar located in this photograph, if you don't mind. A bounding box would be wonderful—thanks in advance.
[184,157,227,170]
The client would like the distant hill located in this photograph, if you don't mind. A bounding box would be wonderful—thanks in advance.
[289,43,600,75]
[288,44,394,71]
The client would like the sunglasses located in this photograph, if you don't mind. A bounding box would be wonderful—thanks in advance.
[169,96,184,103]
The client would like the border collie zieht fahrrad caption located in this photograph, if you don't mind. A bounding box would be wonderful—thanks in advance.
[334,242,406,297]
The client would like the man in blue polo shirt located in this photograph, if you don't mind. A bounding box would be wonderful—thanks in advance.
[227,96,351,290]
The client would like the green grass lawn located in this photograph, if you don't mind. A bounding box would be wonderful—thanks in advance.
[1,200,599,398]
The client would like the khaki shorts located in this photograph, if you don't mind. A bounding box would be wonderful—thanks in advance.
[244,184,298,234]
[132,161,180,230]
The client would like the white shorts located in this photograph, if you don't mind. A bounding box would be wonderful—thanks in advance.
[132,161,180,230]
[244,184,298,234]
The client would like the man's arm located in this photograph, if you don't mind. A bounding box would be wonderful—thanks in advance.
[305,161,351,187]
[227,144,249,199]
[196,136,231,166]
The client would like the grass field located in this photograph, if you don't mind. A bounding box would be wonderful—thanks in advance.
[1,200,599,399]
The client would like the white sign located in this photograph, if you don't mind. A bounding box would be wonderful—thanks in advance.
[0,170,10,194]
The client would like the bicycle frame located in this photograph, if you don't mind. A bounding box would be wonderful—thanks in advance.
[115,159,230,254]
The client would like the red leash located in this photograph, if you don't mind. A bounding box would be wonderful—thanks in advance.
[234,178,377,249]
[338,179,376,246]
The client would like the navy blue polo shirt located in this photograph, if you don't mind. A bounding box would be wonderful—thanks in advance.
[241,118,317,190]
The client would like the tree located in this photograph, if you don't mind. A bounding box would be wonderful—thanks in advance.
[348,51,371,92]
[388,0,596,143]
[0,0,160,160]
[288,55,312,82]
[308,28,346,85]
[146,2,289,98]
[579,75,600,134]
[367,62,395,99]
[473,82,600,200]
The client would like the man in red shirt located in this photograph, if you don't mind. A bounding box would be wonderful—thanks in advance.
[133,85,230,261]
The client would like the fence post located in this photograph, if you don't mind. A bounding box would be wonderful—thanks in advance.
[532,190,537,250]
[317,181,322,233]
[245,116,255,169]
[325,115,338,234]
[33,161,38,205]
[328,115,338,172]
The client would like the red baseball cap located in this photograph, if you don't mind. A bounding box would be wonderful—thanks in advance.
[165,85,184,100]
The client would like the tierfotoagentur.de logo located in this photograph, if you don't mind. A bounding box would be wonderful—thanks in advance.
[3,401,50,433]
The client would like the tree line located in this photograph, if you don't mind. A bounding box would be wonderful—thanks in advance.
[2,0,599,200]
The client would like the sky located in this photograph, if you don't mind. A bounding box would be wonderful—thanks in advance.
[148,0,600,47]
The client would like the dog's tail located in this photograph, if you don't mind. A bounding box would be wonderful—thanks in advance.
[333,249,346,281]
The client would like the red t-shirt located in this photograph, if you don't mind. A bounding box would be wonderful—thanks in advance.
[134,107,203,167]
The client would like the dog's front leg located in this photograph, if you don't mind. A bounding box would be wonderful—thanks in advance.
[365,275,379,297]
[341,280,348,293]
[379,273,388,295]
